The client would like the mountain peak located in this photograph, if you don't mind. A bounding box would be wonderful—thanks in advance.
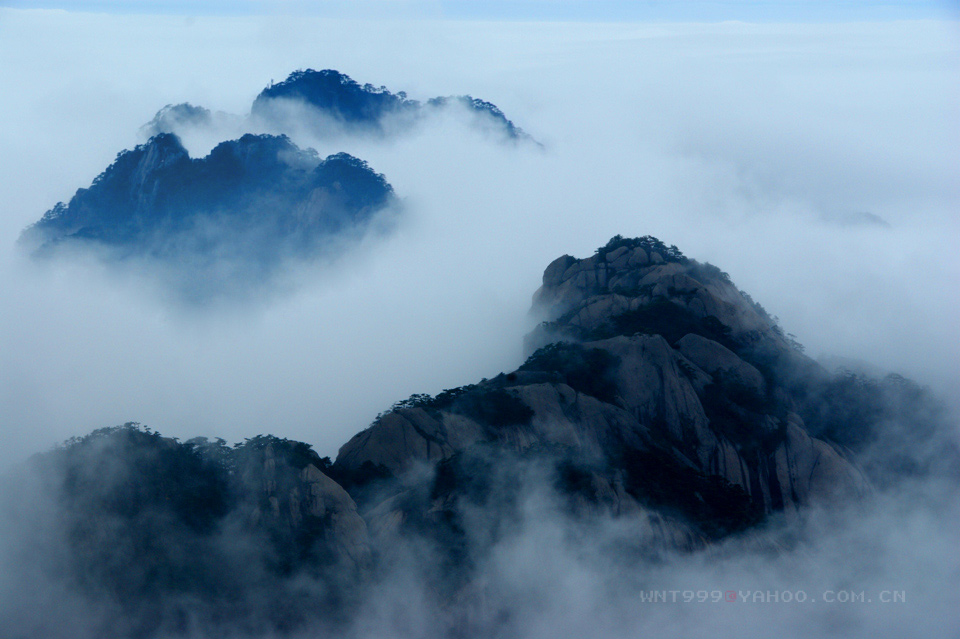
[252,68,536,143]
[252,68,416,127]
[20,133,397,300]
[529,234,783,352]
[334,236,875,533]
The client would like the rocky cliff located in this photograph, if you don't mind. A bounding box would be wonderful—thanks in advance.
[7,235,950,637]
[335,236,873,550]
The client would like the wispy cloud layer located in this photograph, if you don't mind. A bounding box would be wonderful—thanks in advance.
[0,10,957,471]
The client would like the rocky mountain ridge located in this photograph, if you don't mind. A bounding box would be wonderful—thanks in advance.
[22,68,536,303]
[6,235,950,637]
[335,236,872,540]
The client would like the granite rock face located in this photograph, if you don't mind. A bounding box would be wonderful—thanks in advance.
[677,333,766,399]
[249,442,372,573]
[15,235,946,637]
[29,237,879,592]
[530,239,777,345]
[335,236,871,543]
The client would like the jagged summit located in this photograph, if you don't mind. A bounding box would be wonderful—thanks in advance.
[335,235,875,535]
[530,234,783,347]
[332,236,948,556]
[251,68,538,143]
[19,132,396,299]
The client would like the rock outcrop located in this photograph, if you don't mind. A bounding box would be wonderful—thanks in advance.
[335,235,871,541]
[244,440,372,573]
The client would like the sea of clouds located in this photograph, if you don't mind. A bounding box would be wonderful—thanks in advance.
[0,9,958,638]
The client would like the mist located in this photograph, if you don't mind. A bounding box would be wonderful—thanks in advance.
[0,9,959,638]
[1,8,958,482]
[345,471,960,639]
[1,427,956,638]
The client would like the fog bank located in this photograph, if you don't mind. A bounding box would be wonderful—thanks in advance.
[0,10,957,469]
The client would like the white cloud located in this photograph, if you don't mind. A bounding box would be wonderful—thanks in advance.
[0,10,957,471]
[0,11,958,637]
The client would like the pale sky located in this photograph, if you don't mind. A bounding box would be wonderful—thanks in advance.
[0,0,957,21]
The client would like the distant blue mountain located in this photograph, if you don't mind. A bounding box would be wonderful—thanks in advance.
[21,133,397,299]
[253,69,417,128]
[22,70,532,301]
[251,69,538,144]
